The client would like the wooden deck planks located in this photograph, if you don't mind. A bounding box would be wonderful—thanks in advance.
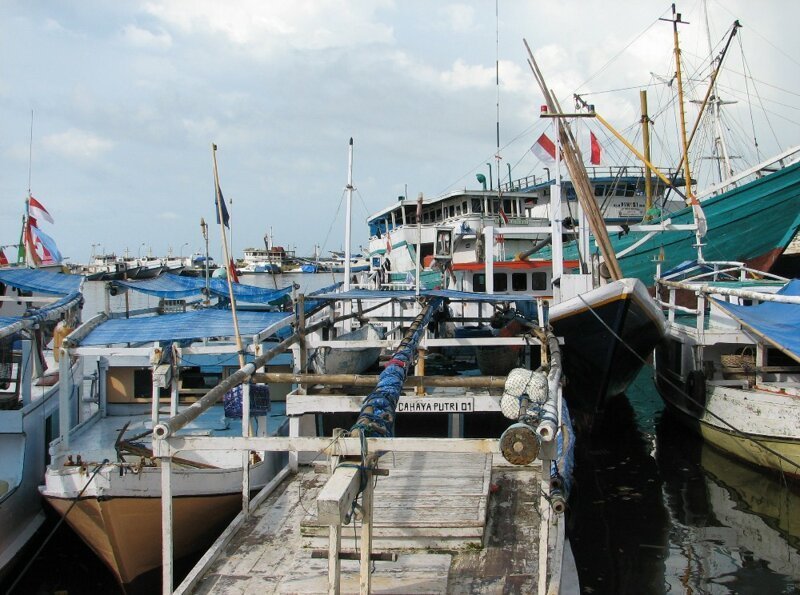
[192,451,497,594]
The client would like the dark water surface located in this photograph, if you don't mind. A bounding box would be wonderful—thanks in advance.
[2,273,800,593]
[568,369,800,594]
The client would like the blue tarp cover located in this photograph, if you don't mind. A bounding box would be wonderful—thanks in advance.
[0,268,83,295]
[713,279,800,363]
[311,288,538,302]
[78,309,292,346]
[113,275,292,304]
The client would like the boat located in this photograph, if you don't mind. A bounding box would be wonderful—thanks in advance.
[653,259,800,478]
[308,322,386,374]
[83,253,137,280]
[0,267,84,581]
[238,233,298,275]
[134,254,166,279]
[38,274,312,588]
[152,283,577,594]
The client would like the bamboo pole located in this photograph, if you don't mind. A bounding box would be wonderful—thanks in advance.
[212,143,245,368]
[251,371,508,388]
[524,39,622,280]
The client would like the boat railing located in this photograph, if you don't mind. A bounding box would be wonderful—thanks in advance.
[498,164,685,192]
[153,296,569,595]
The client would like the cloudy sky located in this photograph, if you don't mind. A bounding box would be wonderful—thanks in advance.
[1,0,797,264]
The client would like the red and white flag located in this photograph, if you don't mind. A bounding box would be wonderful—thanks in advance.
[531,133,556,164]
[385,232,392,254]
[590,132,601,165]
[28,196,54,224]
[0,249,7,265]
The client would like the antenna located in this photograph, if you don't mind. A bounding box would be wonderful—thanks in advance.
[27,110,33,197]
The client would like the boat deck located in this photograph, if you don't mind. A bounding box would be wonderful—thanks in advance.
[188,451,546,594]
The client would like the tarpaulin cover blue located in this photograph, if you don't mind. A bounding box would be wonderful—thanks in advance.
[112,275,292,304]
[78,309,292,346]
[312,288,538,302]
[713,279,800,363]
[0,268,83,295]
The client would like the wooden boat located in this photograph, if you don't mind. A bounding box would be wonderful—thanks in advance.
[0,268,84,581]
[152,289,577,594]
[309,323,385,375]
[654,260,800,479]
[38,275,305,588]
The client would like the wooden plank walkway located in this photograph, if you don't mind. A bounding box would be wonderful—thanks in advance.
[191,451,543,594]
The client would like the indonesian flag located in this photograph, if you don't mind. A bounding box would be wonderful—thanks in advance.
[590,132,601,165]
[28,196,54,224]
[385,232,392,254]
[531,133,556,164]
[499,208,509,224]
[228,257,240,283]
[0,249,7,265]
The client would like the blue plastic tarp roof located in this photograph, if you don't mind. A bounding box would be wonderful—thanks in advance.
[311,288,538,302]
[0,268,83,295]
[112,275,292,304]
[713,279,800,364]
[78,309,292,346]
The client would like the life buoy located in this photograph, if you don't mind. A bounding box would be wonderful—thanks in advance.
[684,370,706,414]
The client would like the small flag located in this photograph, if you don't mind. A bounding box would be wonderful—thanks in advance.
[228,257,240,283]
[385,232,392,254]
[531,133,556,164]
[216,185,230,228]
[0,249,7,265]
[590,132,601,165]
[499,208,509,224]
[28,196,54,224]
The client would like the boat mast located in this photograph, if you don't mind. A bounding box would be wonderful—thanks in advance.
[668,4,694,204]
[702,1,736,181]
[344,138,353,291]
[640,91,654,218]
[212,143,245,368]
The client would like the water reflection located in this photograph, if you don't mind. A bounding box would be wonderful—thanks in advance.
[656,411,800,594]
[567,393,670,594]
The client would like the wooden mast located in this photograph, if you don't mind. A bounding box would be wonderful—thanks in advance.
[640,91,654,218]
[524,39,623,281]
[212,143,246,368]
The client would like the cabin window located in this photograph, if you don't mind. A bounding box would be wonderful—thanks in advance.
[471,198,483,213]
[133,369,152,398]
[456,204,462,215]
[511,273,527,291]
[493,273,508,292]
[449,205,455,217]
[491,199,499,214]
[503,199,512,215]
[462,200,468,213]
[423,211,430,223]
[625,185,635,197]
[531,272,547,291]
[474,274,486,292]
[594,185,605,197]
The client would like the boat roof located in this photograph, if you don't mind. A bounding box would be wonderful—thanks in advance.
[112,275,292,304]
[713,279,800,364]
[77,308,293,346]
[0,267,83,295]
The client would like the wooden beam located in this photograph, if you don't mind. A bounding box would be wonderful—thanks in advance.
[317,462,363,525]
[253,372,508,388]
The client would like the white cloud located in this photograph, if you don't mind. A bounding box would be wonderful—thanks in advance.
[42,129,113,161]
[122,24,173,50]
[439,4,477,33]
[143,0,395,57]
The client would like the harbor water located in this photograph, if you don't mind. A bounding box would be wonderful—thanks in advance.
[2,272,799,594]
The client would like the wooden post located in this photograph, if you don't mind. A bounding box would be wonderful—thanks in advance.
[359,468,374,594]
[328,523,342,595]
[161,456,174,595]
[415,348,426,396]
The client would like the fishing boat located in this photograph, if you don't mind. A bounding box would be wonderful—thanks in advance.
[654,259,800,479]
[38,274,309,588]
[152,284,577,594]
[0,268,84,581]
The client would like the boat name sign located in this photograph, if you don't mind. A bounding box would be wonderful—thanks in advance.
[397,397,474,413]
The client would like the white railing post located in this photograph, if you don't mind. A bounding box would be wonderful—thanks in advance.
[161,456,174,595]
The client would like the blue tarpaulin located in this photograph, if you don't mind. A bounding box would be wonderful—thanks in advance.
[713,279,800,364]
[0,268,83,295]
[78,309,292,346]
[112,275,292,304]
